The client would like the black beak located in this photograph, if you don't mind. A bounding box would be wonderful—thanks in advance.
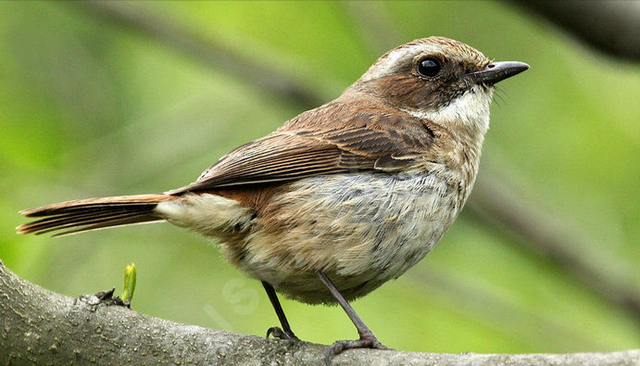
[469,61,529,85]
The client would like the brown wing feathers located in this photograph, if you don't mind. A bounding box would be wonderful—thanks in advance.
[17,194,172,236]
[169,113,433,195]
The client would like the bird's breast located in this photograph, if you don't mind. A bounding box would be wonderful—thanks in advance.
[225,167,467,303]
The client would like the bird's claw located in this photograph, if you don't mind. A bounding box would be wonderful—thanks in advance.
[266,326,300,341]
[324,334,390,365]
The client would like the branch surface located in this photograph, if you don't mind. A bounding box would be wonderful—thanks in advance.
[1,261,638,366]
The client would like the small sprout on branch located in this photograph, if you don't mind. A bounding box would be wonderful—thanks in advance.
[121,263,137,307]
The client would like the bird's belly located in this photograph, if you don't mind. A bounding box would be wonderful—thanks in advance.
[228,171,462,304]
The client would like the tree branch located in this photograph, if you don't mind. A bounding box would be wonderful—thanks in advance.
[1,260,638,365]
[468,170,640,327]
[73,0,325,108]
[511,0,640,61]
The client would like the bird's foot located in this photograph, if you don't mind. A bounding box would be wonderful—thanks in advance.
[325,333,390,365]
[266,326,300,341]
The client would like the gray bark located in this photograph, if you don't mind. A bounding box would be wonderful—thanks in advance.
[1,260,638,365]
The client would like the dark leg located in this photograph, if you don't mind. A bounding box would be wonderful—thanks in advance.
[261,281,300,341]
[316,271,389,364]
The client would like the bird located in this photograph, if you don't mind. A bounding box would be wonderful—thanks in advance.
[17,36,528,363]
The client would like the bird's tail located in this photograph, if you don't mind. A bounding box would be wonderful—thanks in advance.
[17,194,174,237]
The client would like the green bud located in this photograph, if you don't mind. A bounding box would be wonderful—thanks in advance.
[121,263,137,305]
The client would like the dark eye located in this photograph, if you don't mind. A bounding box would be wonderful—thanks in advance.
[417,57,442,78]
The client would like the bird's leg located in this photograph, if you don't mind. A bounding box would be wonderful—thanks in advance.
[316,271,389,364]
[262,281,300,341]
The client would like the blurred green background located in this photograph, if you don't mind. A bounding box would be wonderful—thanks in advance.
[1,1,639,354]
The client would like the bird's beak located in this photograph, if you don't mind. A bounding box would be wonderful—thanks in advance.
[469,61,529,85]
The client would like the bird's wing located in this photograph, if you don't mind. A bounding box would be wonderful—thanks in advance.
[167,112,435,194]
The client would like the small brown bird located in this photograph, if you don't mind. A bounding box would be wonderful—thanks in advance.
[18,37,528,362]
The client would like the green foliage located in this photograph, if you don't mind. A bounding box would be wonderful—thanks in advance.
[1,1,639,353]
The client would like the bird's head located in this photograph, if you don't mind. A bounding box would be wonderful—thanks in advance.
[352,36,529,132]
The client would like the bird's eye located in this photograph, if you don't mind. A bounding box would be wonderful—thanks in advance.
[417,57,442,78]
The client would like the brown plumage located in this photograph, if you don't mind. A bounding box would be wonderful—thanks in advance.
[17,195,171,236]
[170,98,437,193]
[17,37,528,361]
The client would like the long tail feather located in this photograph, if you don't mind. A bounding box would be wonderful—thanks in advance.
[17,194,174,236]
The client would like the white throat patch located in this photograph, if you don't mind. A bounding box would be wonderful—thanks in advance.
[403,86,493,133]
